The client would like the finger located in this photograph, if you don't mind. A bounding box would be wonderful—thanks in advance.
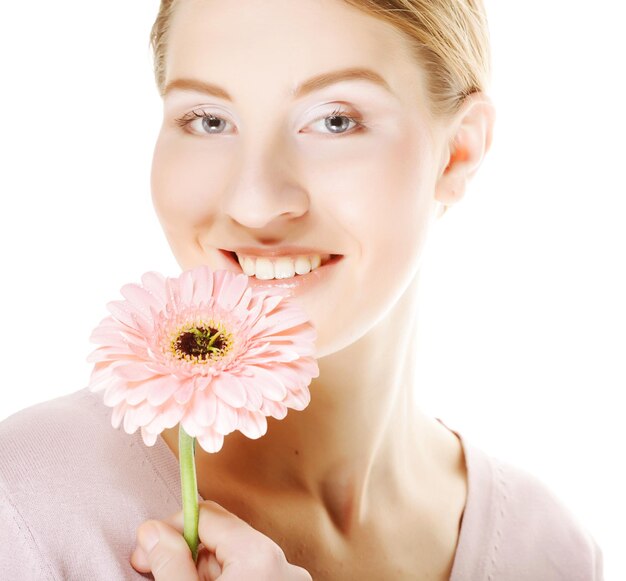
[143,501,279,572]
[192,501,287,570]
[197,549,223,580]
[132,530,223,580]
[131,519,200,581]
[130,509,201,572]
[132,511,223,579]
[292,564,314,581]
[153,500,253,553]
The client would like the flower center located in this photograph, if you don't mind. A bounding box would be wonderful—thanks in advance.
[170,320,233,363]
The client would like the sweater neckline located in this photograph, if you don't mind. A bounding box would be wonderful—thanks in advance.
[148,417,492,579]
[435,417,495,580]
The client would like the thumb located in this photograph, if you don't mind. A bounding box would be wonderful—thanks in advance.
[132,520,200,581]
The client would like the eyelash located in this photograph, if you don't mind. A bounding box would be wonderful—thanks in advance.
[173,106,368,136]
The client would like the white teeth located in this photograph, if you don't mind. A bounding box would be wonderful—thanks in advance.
[294,256,311,275]
[274,257,296,279]
[240,256,255,276]
[234,253,329,280]
[255,258,275,280]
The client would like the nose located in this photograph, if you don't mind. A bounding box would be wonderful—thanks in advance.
[222,137,309,230]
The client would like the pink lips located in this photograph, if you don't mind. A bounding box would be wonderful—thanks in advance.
[218,249,343,297]
[225,246,341,258]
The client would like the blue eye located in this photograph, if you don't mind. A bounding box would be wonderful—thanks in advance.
[307,107,365,135]
[174,106,366,136]
[175,111,231,134]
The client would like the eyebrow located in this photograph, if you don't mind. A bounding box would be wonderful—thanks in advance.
[163,67,394,100]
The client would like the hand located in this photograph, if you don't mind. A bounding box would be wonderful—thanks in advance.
[130,499,312,580]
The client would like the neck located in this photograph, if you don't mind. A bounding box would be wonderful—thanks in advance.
[163,271,448,533]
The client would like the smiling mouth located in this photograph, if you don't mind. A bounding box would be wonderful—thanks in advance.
[220,249,343,279]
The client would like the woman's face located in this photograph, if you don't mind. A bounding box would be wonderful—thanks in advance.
[152,0,447,358]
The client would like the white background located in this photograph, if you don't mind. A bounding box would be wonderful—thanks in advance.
[1,1,624,578]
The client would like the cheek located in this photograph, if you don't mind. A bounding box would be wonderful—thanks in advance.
[150,132,228,229]
[306,129,432,264]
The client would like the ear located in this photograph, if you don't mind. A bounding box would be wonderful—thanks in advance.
[434,91,496,218]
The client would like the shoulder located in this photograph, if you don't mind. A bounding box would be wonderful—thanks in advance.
[440,415,605,581]
[0,388,179,579]
[467,440,604,580]
[495,456,594,539]
[0,386,102,438]
[0,388,122,494]
[0,387,181,507]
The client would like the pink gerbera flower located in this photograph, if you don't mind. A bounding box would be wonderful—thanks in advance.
[86,265,319,454]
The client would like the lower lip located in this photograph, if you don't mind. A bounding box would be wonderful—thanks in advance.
[219,250,344,297]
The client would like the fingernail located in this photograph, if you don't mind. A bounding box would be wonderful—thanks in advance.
[138,523,160,553]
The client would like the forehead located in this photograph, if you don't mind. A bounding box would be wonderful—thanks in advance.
[165,0,427,105]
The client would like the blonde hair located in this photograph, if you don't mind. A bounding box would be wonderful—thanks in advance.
[149,0,491,121]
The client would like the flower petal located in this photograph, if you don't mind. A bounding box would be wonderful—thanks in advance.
[190,385,218,427]
[177,268,195,305]
[180,414,204,437]
[161,403,185,429]
[86,347,136,363]
[119,282,164,320]
[89,326,131,348]
[142,402,183,435]
[113,362,158,382]
[140,271,168,304]
[123,409,139,434]
[145,374,178,406]
[88,375,117,396]
[174,376,196,405]
[216,272,250,311]
[125,341,150,360]
[258,362,303,389]
[231,286,254,318]
[236,376,263,411]
[239,294,268,329]
[140,426,159,446]
[212,374,247,408]
[210,270,232,306]
[106,300,150,331]
[281,386,311,411]
[251,310,311,338]
[191,265,214,305]
[237,409,268,439]
[102,379,131,407]
[111,402,127,429]
[132,400,158,425]
[123,381,152,405]
[246,366,287,401]
[197,428,225,453]
[274,357,319,384]
[259,293,285,315]
[167,275,188,313]
[260,399,288,420]
[213,398,238,435]
[242,344,300,364]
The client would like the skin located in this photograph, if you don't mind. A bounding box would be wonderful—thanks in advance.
[131,0,496,578]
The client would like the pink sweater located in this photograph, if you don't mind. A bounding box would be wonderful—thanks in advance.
[0,388,603,580]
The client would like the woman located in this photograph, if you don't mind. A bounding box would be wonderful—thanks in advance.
[0,0,603,579]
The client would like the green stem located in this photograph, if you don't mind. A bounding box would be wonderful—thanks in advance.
[179,425,199,563]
